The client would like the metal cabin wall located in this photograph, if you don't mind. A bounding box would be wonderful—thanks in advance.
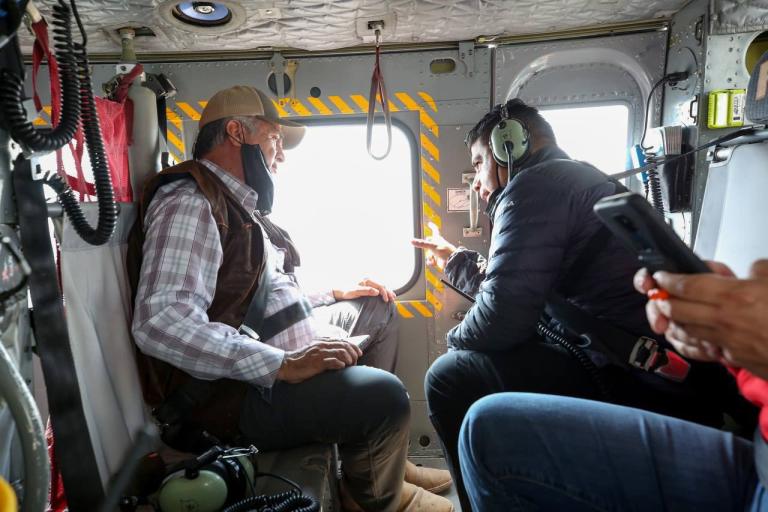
[36,48,493,456]
[667,0,765,243]
[494,31,668,148]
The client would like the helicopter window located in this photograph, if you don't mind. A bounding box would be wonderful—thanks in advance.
[540,103,630,174]
[269,120,419,295]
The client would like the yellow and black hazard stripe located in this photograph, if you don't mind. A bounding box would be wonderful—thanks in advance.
[166,92,446,318]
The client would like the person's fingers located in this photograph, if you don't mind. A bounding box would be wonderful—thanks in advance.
[749,260,768,280]
[411,239,438,250]
[653,271,734,304]
[666,321,721,345]
[322,348,354,366]
[323,341,360,363]
[336,342,360,364]
[322,358,346,370]
[665,321,707,349]
[633,268,655,294]
[645,299,669,334]
[667,340,714,361]
[388,290,397,302]
[346,341,363,358]
[426,253,437,267]
[655,298,719,327]
[364,280,390,302]
[707,260,736,277]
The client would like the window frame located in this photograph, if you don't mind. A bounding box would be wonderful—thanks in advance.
[275,114,423,296]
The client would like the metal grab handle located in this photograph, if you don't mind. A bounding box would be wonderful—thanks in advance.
[0,341,50,512]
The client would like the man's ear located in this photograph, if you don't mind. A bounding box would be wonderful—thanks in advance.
[225,120,243,146]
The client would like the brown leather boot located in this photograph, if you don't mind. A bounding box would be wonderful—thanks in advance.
[340,480,454,512]
[398,482,455,512]
[404,460,453,495]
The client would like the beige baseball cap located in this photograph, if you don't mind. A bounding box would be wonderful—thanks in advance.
[199,85,306,150]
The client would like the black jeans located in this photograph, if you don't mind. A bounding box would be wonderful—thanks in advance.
[425,342,740,512]
[240,366,410,512]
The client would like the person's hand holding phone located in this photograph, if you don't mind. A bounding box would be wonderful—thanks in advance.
[634,260,768,379]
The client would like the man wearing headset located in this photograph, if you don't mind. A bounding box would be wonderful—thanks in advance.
[413,98,751,510]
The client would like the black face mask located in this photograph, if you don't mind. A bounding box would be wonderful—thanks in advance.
[240,142,275,215]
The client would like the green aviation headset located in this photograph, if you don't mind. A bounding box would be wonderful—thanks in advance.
[489,100,531,167]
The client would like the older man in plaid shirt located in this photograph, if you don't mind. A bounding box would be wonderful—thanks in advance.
[128,85,453,512]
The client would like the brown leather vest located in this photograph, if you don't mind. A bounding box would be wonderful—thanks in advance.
[126,160,266,441]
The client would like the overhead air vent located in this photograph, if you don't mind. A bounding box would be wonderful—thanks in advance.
[172,2,232,26]
[159,0,245,34]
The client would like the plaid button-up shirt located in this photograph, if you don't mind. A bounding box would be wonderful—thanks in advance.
[132,160,334,388]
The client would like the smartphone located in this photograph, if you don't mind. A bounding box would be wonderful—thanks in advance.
[593,192,710,274]
[440,278,476,303]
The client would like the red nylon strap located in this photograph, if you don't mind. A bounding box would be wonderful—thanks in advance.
[31,19,60,122]
[366,43,392,160]
[112,64,144,104]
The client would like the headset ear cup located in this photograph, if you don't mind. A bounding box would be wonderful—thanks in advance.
[490,122,508,166]
[490,118,530,166]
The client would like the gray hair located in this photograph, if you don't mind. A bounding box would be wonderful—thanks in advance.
[192,115,261,160]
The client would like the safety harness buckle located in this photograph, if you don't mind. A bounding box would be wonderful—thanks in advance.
[629,336,690,382]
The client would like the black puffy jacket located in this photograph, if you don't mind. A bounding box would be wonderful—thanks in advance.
[445,146,654,351]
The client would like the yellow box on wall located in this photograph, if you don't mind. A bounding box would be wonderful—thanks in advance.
[707,89,746,129]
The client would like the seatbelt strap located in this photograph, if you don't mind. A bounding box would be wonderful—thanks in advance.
[257,299,313,342]
[13,156,105,510]
[238,259,272,340]
[546,293,690,382]
[156,95,172,169]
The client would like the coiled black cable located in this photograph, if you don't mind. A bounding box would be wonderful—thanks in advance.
[222,489,320,512]
[65,26,117,245]
[645,167,665,215]
[28,0,116,245]
[0,0,80,152]
[537,321,612,402]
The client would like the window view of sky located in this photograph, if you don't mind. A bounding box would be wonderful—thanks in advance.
[540,104,630,174]
[270,123,417,293]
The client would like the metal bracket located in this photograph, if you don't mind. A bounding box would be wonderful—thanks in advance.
[461,171,482,237]
[458,42,475,78]
[270,52,288,97]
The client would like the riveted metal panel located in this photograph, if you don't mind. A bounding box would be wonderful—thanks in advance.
[494,31,668,149]
[689,7,763,240]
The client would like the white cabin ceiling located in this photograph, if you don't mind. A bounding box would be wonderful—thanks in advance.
[19,0,690,54]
